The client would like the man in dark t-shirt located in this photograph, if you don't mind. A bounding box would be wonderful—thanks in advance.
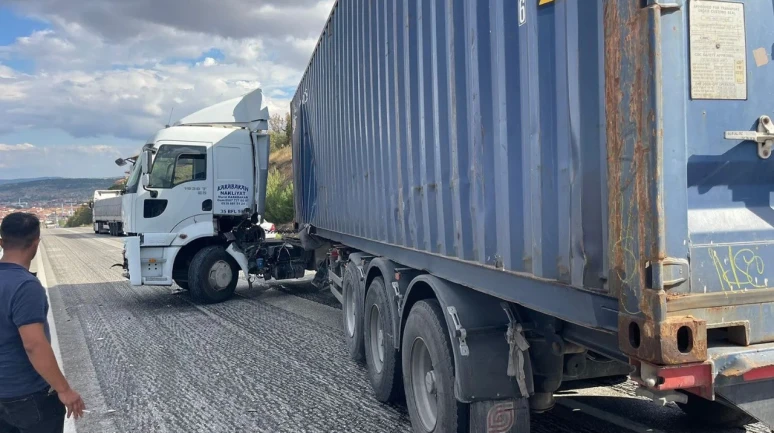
[0,213,85,432]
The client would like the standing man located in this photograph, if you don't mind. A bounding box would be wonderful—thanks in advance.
[0,212,85,432]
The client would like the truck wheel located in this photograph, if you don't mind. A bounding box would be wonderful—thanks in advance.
[364,277,402,402]
[677,392,755,428]
[188,245,239,304]
[402,300,468,433]
[342,262,365,362]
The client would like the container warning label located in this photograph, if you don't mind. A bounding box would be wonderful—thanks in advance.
[689,1,747,100]
[215,182,251,215]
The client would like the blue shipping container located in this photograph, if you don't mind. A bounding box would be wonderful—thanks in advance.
[292,0,774,423]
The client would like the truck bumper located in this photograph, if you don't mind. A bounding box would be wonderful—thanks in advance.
[633,342,774,428]
[712,343,774,428]
[124,236,142,286]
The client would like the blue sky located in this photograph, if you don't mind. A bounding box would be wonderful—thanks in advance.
[0,1,330,179]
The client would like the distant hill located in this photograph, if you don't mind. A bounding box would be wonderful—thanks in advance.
[0,178,121,205]
[0,177,63,186]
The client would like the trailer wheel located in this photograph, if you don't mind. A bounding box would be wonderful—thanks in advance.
[188,245,239,304]
[403,300,467,433]
[342,262,365,362]
[364,277,402,402]
[677,392,755,428]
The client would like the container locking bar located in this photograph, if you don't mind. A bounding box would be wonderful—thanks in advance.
[725,115,774,159]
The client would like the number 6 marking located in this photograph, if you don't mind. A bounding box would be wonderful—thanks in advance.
[518,0,527,26]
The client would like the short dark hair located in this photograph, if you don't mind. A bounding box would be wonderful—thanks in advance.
[0,212,41,250]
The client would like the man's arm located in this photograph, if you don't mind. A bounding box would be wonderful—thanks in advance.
[12,281,85,419]
[18,324,85,419]
[18,323,71,393]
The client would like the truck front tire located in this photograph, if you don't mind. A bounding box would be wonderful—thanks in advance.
[188,245,239,304]
[364,277,402,402]
[402,300,468,433]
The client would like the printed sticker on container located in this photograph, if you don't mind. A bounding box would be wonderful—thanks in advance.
[689,1,747,100]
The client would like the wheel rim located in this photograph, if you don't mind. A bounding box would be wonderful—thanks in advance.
[208,260,233,291]
[345,284,356,337]
[410,337,437,431]
[369,304,384,373]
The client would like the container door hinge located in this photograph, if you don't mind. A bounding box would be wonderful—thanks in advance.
[649,257,689,290]
[447,306,469,356]
[725,115,774,159]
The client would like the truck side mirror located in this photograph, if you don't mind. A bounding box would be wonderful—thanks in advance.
[141,150,152,175]
[141,173,150,188]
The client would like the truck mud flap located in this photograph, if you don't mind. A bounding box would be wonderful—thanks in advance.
[716,381,774,429]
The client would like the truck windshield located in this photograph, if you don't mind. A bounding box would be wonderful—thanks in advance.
[124,158,142,194]
[148,145,207,189]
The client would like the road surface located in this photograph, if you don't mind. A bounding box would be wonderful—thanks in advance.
[36,227,769,433]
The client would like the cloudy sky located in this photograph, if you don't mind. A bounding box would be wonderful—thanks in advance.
[0,0,332,179]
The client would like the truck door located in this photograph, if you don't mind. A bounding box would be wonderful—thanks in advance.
[134,141,213,236]
[213,143,255,217]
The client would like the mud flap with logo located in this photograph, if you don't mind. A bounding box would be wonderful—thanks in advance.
[716,381,774,430]
[470,399,530,433]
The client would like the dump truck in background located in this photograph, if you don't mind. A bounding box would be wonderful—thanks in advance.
[288,0,774,432]
[92,189,123,235]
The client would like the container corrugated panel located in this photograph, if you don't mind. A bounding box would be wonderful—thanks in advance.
[292,0,774,349]
[293,0,607,291]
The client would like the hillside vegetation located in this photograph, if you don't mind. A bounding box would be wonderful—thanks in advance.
[0,178,121,205]
[65,205,93,227]
[266,113,294,224]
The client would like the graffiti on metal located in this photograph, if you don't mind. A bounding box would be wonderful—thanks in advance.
[709,247,768,291]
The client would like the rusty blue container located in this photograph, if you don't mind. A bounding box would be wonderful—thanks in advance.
[292,0,774,424]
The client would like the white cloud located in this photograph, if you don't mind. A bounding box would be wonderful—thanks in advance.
[0,1,332,177]
[0,143,35,152]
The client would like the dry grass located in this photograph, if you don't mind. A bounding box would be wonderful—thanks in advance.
[269,147,293,185]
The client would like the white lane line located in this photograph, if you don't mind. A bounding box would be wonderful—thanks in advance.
[556,398,666,433]
[36,248,77,433]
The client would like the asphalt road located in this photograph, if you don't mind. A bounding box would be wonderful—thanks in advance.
[36,227,770,433]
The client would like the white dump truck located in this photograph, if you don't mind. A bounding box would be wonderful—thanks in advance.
[92,189,124,236]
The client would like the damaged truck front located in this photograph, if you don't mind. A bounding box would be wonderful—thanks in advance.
[286,0,774,432]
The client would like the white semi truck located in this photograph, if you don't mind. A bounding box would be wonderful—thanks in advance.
[92,189,124,235]
[120,89,312,303]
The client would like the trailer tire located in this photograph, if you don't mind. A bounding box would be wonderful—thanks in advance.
[188,245,238,304]
[364,277,402,402]
[342,262,365,362]
[402,300,468,433]
[677,392,756,428]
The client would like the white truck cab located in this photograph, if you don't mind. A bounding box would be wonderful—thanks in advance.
[121,89,310,303]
